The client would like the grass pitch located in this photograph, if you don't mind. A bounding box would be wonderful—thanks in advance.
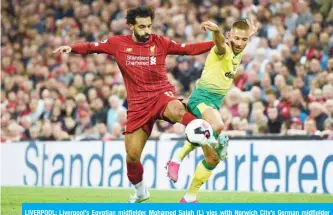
[1,187,332,215]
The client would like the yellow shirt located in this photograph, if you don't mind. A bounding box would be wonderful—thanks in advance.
[197,44,243,95]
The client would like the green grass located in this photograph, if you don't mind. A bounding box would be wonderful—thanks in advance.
[1,187,332,215]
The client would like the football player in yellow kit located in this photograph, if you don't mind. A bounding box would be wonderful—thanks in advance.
[168,17,259,203]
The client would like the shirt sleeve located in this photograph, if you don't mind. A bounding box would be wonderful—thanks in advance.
[70,37,118,55]
[161,37,214,56]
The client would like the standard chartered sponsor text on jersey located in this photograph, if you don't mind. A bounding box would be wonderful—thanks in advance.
[126,55,149,60]
[126,61,149,66]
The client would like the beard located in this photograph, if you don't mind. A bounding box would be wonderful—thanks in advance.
[230,41,244,55]
[134,30,150,43]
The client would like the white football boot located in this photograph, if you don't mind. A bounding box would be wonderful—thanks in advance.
[128,186,150,203]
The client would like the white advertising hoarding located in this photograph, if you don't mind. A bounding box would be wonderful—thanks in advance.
[1,140,332,194]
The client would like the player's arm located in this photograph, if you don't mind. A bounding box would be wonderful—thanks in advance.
[52,37,117,55]
[201,21,226,56]
[164,38,214,56]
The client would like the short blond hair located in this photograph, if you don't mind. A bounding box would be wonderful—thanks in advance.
[232,20,250,30]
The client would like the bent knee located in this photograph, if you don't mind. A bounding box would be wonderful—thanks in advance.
[205,154,220,166]
[165,100,186,122]
[213,122,224,134]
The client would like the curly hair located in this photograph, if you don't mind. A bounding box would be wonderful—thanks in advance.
[126,6,155,25]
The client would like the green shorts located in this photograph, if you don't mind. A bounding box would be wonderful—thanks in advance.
[187,88,225,118]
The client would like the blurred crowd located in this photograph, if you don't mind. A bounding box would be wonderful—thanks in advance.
[1,0,333,143]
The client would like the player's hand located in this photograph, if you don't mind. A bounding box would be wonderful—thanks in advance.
[246,13,260,37]
[201,21,220,32]
[52,46,72,54]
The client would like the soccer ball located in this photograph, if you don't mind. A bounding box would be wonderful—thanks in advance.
[185,119,215,146]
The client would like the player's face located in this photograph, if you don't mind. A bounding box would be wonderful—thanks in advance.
[131,17,152,42]
[229,28,250,55]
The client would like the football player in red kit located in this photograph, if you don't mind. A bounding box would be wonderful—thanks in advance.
[53,6,214,202]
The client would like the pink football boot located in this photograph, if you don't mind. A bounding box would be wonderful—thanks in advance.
[166,161,180,182]
[180,197,198,203]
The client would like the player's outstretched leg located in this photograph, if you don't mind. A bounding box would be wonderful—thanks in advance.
[181,145,219,203]
[168,133,225,183]
[179,107,229,202]
[168,105,228,183]
[125,128,150,203]
[163,99,200,182]
[167,140,198,182]
[167,119,215,182]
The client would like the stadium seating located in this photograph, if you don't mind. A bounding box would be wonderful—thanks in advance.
[1,0,333,142]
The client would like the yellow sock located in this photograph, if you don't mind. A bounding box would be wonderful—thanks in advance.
[176,141,197,162]
[185,160,216,201]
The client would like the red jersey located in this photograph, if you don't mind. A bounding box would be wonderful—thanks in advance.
[71,34,214,135]
[71,34,214,111]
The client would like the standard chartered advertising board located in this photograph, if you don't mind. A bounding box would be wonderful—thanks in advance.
[1,140,332,194]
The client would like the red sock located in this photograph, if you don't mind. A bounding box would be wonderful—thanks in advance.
[181,112,197,126]
[127,161,143,185]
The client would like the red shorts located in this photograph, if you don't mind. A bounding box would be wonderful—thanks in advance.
[124,91,179,136]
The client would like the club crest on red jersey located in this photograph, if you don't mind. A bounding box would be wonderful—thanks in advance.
[150,45,156,56]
